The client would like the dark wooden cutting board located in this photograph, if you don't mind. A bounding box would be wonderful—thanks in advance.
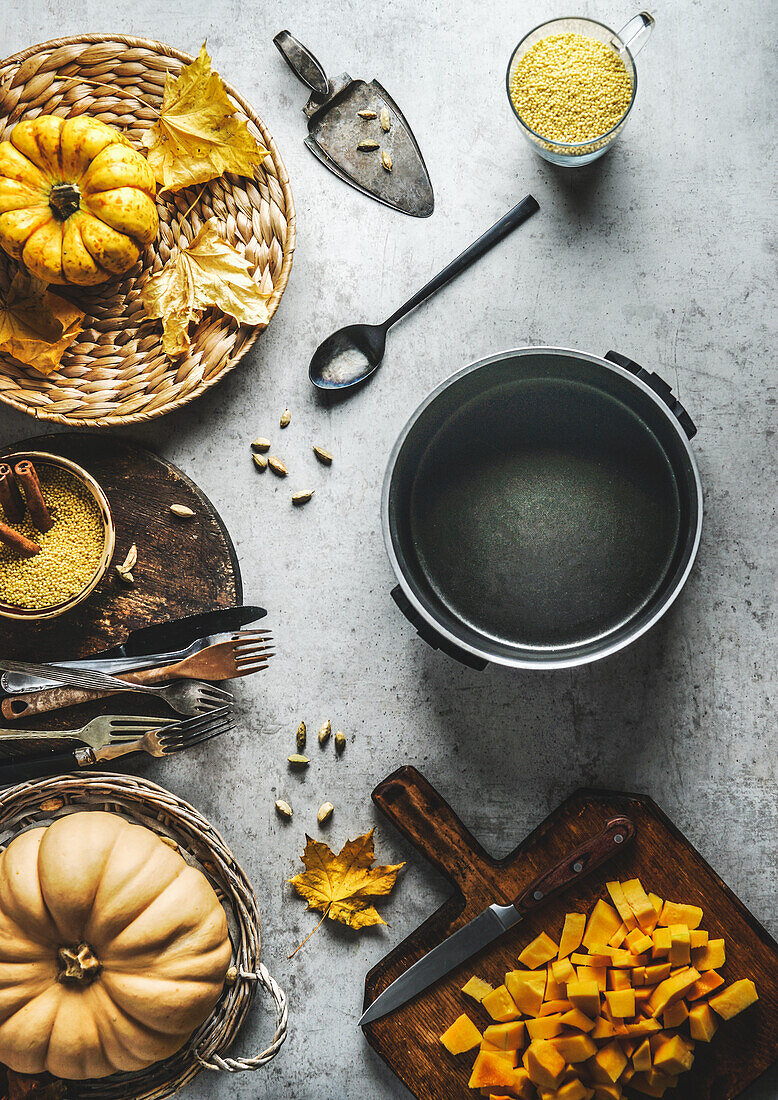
[363,767,778,1100]
[0,433,241,731]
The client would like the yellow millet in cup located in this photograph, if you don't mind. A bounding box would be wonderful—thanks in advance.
[0,467,105,609]
[510,32,633,143]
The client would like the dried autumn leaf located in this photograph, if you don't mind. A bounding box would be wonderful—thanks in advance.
[289,829,404,946]
[0,272,84,376]
[142,43,268,191]
[140,219,270,355]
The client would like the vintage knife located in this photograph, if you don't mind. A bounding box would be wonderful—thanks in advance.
[1,605,266,694]
[359,816,635,1026]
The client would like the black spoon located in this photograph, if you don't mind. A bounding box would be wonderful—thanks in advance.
[309,194,540,390]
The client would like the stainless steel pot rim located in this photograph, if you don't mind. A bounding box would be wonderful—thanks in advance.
[381,345,704,670]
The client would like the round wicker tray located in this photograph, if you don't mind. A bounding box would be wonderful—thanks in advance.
[0,35,296,427]
[0,772,288,1100]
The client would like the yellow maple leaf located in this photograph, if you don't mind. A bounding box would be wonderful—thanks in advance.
[142,43,268,191]
[0,271,84,376]
[289,829,405,946]
[140,219,271,356]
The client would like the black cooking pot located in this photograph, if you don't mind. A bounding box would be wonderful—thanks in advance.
[382,348,702,670]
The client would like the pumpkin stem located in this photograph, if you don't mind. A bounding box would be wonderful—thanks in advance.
[48,182,81,220]
[57,942,101,984]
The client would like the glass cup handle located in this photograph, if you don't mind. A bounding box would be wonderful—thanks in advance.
[616,11,655,57]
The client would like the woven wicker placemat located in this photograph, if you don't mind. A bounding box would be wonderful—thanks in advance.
[0,35,296,427]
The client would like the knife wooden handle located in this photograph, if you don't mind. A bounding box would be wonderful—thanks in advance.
[512,816,636,913]
[372,765,496,891]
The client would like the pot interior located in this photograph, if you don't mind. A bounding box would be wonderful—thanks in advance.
[388,351,699,663]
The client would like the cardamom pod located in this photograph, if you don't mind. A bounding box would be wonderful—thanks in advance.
[313,445,333,465]
[317,801,334,824]
[380,107,391,131]
[357,139,379,151]
[296,721,307,751]
[251,437,271,452]
[268,456,288,477]
[292,489,314,505]
[280,407,291,428]
[381,150,392,172]
[358,109,377,119]
[318,719,332,746]
[335,730,346,754]
[169,504,195,519]
[275,799,293,818]
[116,543,137,575]
[253,453,268,471]
[287,754,310,767]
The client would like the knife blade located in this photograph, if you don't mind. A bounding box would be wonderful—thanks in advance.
[1,605,266,694]
[359,816,635,1027]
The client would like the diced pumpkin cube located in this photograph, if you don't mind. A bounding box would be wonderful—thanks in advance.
[551,1033,597,1062]
[551,957,577,986]
[540,999,571,1016]
[647,968,700,1015]
[571,952,610,968]
[522,1039,566,1088]
[643,963,671,985]
[653,1034,694,1075]
[440,1012,482,1054]
[576,965,607,990]
[620,880,657,931]
[688,1002,719,1042]
[463,976,495,1003]
[519,931,559,970]
[689,929,708,948]
[661,1000,688,1029]
[594,1039,628,1082]
[633,1038,652,1072]
[687,969,724,1000]
[582,900,622,950]
[629,1071,672,1096]
[469,1050,520,1089]
[591,1016,618,1039]
[481,1041,518,1065]
[484,1022,526,1051]
[626,928,654,955]
[592,1086,622,1100]
[645,894,663,932]
[559,913,587,959]
[624,1018,662,1037]
[606,881,638,930]
[527,1014,564,1041]
[556,1077,593,1100]
[568,980,600,1017]
[631,967,646,987]
[609,950,648,969]
[650,929,671,958]
[608,923,629,948]
[708,979,759,1019]
[607,969,632,991]
[545,967,567,1002]
[604,989,636,1017]
[691,938,725,971]
[657,901,703,930]
[483,985,521,1022]
[506,970,545,1016]
[559,1007,596,1031]
[667,925,690,966]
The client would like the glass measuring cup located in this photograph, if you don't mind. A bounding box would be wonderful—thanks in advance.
[506,12,654,166]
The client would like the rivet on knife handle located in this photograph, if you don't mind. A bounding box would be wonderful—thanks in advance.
[511,816,636,914]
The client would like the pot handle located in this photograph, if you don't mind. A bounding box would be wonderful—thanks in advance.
[391,586,488,671]
[605,351,697,439]
[196,962,288,1072]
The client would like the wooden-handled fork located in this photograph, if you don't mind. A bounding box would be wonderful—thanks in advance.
[1,633,273,721]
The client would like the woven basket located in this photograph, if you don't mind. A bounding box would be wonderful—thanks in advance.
[0,35,296,427]
[0,772,288,1100]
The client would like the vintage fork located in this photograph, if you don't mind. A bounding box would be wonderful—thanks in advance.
[0,714,175,753]
[0,659,233,717]
[0,634,273,721]
[0,707,234,785]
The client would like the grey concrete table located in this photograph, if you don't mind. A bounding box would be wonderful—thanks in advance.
[2,1,777,1096]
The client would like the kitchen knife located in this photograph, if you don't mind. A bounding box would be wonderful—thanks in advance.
[359,816,635,1027]
[1,605,266,694]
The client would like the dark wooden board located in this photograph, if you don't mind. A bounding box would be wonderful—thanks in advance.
[0,433,241,731]
[364,767,778,1100]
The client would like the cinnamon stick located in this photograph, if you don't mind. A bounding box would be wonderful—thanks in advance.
[0,463,25,523]
[13,461,53,533]
[0,519,40,557]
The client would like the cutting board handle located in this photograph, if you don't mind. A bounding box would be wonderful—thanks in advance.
[372,766,496,890]
[512,816,636,913]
